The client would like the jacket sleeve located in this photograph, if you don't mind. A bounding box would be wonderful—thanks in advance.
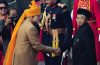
[26,26,54,52]
[60,7,73,52]
[0,20,6,36]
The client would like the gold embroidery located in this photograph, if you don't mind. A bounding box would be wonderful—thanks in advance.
[98,28,100,30]
[78,0,90,11]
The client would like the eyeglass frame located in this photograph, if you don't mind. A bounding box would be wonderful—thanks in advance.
[0,7,7,10]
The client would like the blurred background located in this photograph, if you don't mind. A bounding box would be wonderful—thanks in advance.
[3,0,74,16]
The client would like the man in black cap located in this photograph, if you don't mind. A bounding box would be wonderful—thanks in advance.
[72,8,97,65]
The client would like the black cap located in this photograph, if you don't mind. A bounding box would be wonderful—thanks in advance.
[77,8,92,19]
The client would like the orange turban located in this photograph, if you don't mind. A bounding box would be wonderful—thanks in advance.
[3,0,41,65]
[25,0,41,17]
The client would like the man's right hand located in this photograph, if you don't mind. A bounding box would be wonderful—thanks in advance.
[5,17,12,26]
[52,48,61,56]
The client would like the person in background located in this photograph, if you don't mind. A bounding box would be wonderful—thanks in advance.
[0,1,12,55]
[41,0,73,65]
[40,0,46,13]
[0,1,9,65]
[8,8,18,31]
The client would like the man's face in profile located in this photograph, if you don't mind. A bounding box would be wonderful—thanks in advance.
[32,14,42,23]
[46,0,55,6]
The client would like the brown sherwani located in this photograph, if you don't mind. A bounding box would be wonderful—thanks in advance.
[12,19,53,65]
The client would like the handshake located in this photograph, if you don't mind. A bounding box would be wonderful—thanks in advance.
[32,43,61,56]
[52,48,61,56]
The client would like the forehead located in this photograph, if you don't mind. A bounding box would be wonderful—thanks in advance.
[0,3,6,7]
[77,14,86,18]
[10,9,17,12]
[10,10,17,14]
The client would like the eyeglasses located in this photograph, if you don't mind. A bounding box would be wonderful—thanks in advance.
[0,7,7,10]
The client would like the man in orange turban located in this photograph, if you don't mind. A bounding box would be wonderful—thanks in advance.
[3,0,61,65]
